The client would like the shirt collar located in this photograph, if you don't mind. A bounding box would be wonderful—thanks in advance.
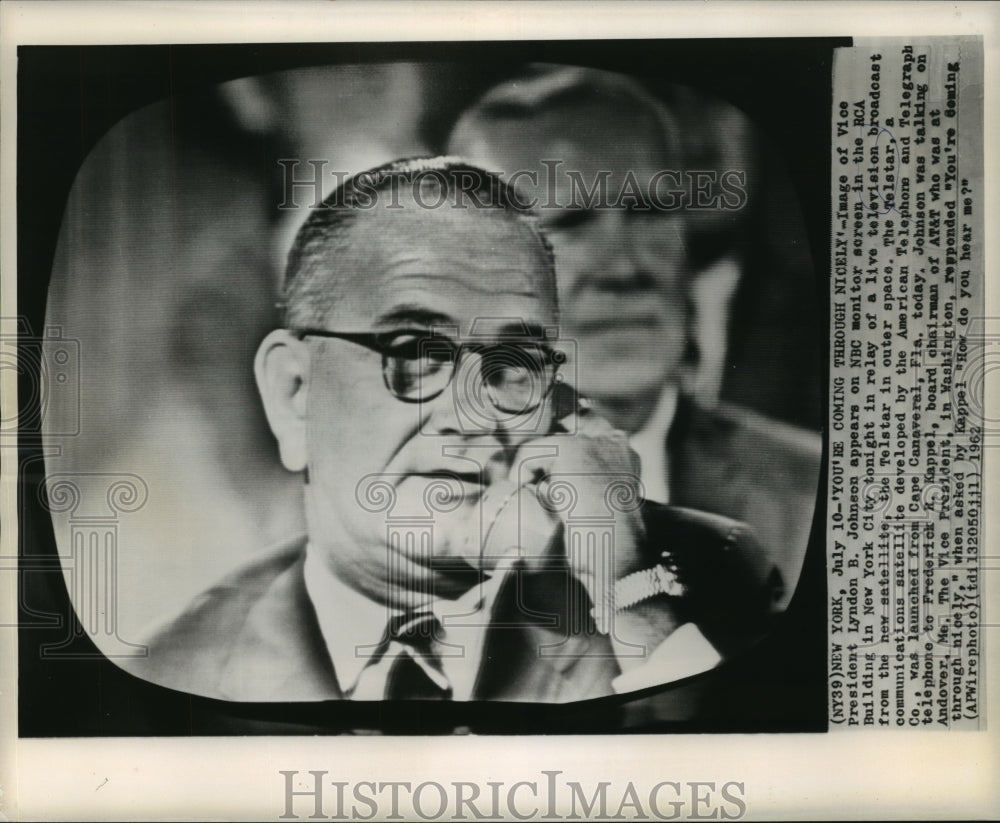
[629,383,679,504]
[303,547,392,694]
[303,544,517,697]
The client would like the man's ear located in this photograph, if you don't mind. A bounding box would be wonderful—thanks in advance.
[254,329,310,472]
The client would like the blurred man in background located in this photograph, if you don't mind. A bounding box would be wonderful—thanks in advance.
[447,67,821,607]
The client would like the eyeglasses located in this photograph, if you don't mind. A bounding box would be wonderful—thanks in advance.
[294,328,565,415]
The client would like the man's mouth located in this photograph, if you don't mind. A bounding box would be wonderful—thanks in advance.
[572,316,662,335]
[569,296,665,335]
[408,470,488,498]
[412,469,485,483]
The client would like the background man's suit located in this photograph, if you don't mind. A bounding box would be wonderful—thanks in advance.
[668,396,822,609]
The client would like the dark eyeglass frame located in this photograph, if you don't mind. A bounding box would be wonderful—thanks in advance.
[292,327,564,413]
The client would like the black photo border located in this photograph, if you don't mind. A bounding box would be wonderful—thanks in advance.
[16,37,843,736]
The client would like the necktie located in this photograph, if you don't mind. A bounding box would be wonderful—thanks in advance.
[383,612,452,701]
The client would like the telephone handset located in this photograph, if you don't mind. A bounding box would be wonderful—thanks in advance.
[479,381,599,569]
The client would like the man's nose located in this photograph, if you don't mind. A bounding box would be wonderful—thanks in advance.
[586,211,657,288]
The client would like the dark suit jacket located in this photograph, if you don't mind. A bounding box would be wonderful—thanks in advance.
[128,503,777,705]
[668,396,822,609]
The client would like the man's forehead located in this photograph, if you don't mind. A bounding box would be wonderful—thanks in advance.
[321,199,556,329]
[454,114,673,215]
[462,102,669,172]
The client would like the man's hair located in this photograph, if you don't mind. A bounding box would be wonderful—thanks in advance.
[282,156,558,328]
[448,65,685,170]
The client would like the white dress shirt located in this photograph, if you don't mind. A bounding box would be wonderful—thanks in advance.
[628,384,679,505]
